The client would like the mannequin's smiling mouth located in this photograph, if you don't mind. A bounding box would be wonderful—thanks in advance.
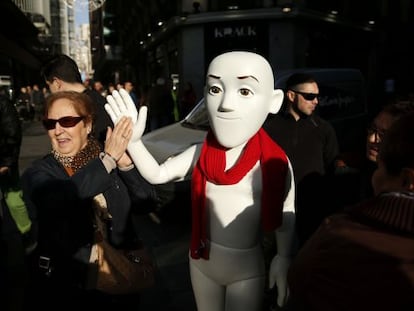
[216,115,240,120]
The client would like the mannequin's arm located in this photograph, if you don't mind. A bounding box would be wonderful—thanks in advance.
[105,89,199,184]
[127,140,199,184]
[269,160,296,307]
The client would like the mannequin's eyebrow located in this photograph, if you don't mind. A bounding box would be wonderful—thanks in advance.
[208,74,220,79]
[238,75,258,82]
[207,74,259,82]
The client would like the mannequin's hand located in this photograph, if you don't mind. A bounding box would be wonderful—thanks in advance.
[269,254,291,307]
[105,89,147,144]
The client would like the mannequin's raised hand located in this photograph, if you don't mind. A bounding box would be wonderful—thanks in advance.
[105,88,147,144]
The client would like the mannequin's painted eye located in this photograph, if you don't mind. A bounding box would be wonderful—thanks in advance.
[239,88,253,96]
[209,86,222,95]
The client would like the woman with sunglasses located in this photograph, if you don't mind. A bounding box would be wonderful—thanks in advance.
[20,91,156,309]
[263,72,339,249]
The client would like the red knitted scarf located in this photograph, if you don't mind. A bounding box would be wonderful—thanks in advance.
[190,128,288,259]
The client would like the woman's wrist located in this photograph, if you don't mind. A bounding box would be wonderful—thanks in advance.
[100,151,133,171]
[118,163,135,171]
[103,151,119,163]
[99,152,117,172]
[116,153,133,168]
[117,161,133,168]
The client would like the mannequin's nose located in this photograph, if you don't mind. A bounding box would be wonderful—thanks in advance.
[218,92,236,112]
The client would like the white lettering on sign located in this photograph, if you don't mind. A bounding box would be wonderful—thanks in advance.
[319,95,356,108]
[214,26,257,38]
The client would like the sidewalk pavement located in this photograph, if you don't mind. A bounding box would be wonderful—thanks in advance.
[19,120,51,174]
[134,194,196,311]
[19,120,197,310]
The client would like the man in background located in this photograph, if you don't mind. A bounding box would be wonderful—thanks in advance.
[41,54,113,146]
[264,72,339,248]
[31,84,45,121]
[124,81,139,108]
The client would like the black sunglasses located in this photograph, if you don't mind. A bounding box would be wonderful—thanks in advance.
[290,90,319,101]
[43,116,84,130]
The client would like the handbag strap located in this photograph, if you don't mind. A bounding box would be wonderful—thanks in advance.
[64,166,110,241]
[92,193,111,240]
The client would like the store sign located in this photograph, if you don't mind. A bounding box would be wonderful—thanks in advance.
[205,21,268,67]
[214,26,257,38]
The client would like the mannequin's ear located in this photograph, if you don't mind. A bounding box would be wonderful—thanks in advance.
[269,89,284,114]
[402,168,414,191]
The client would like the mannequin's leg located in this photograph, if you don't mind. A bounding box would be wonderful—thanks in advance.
[190,260,225,311]
[226,276,265,311]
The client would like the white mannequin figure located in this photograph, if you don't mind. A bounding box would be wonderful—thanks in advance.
[105,51,296,310]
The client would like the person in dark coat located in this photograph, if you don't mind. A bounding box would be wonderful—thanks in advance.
[31,84,45,121]
[41,54,113,147]
[263,72,339,247]
[287,111,414,311]
[21,91,156,310]
[0,87,29,311]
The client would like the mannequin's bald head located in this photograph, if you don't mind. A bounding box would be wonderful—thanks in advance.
[205,51,283,148]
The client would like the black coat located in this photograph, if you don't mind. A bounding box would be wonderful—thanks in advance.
[83,89,114,146]
[0,94,22,170]
[21,154,156,283]
[264,111,339,246]
[0,94,22,236]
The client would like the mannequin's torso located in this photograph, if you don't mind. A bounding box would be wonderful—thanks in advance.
[190,143,266,311]
[206,156,262,247]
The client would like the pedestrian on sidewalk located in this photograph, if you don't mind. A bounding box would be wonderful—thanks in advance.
[41,54,113,147]
[288,111,414,311]
[21,91,156,310]
[0,87,35,311]
[263,72,339,248]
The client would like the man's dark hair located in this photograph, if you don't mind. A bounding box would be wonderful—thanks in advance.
[40,54,82,84]
[285,72,317,91]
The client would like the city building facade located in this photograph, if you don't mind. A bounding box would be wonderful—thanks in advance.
[89,0,414,110]
[2,0,92,92]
